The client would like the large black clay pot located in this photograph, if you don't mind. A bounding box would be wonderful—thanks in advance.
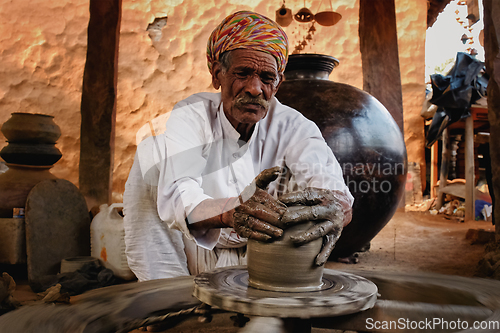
[276,54,407,258]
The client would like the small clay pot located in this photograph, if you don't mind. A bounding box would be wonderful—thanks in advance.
[276,5,293,27]
[247,221,324,292]
[1,112,61,144]
[0,143,62,166]
[294,7,314,23]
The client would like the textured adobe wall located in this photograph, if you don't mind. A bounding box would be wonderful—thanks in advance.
[113,0,365,202]
[0,0,89,183]
[396,0,428,192]
[0,0,426,201]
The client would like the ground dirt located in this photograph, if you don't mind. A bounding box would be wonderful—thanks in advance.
[5,211,497,332]
[126,210,496,333]
[325,210,495,277]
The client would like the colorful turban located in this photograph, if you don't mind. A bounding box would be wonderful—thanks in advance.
[207,11,289,74]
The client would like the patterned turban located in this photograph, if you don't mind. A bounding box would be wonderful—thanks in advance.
[207,11,289,74]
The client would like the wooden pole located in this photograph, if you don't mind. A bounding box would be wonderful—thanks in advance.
[483,0,500,234]
[79,0,122,208]
[430,141,439,198]
[464,116,475,221]
[436,128,450,210]
[359,0,404,134]
[359,0,405,208]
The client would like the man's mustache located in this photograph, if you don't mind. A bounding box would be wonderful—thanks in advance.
[234,95,269,110]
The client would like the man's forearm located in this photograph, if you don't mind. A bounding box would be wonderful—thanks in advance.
[186,197,239,234]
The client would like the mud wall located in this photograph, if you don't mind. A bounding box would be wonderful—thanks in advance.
[0,0,427,202]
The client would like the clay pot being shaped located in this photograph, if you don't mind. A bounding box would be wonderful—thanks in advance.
[1,113,61,144]
[275,54,407,259]
[247,221,323,292]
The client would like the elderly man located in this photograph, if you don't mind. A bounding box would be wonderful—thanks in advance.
[123,11,353,282]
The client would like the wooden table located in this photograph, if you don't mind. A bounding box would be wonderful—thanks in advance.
[432,105,489,221]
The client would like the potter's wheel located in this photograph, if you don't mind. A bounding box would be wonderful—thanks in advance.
[194,266,378,318]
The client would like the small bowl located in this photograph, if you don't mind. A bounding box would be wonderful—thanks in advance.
[314,11,342,26]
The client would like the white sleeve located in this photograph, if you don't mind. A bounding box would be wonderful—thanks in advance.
[156,102,221,250]
[284,120,354,224]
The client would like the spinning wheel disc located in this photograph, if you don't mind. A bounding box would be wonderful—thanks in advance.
[194,266,377,318]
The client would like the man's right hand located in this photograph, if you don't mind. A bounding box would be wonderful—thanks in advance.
[233,166,287,242]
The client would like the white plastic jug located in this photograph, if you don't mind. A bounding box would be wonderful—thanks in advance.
[90,203,135,280]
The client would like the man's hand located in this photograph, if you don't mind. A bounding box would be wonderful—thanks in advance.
[233,167,287,242]
[279,189,345,266]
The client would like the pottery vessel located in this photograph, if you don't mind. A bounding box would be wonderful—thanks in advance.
[0,164,57,218]
[275,54,407,258]
[247,222,324,292]
[0,143,62,166]
[1,113,61,144]
[314,11,342,27]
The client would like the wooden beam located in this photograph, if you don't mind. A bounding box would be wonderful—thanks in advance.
[464,116,475,221]
[436,128,450,209]
[79,0,122,208]
[359,0,404,134]
[483,0,500,233]
[430,141,439,198]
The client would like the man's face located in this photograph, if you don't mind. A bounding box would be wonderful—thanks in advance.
[212,49,283,127]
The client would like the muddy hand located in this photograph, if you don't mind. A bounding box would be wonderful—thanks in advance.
[233,166,287,242]
[280,188,345,266]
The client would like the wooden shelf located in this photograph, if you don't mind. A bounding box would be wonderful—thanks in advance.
[431,105,489,221]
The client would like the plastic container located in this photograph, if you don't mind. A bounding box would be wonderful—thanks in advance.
[60,256,99,273]
[90,203,135,280]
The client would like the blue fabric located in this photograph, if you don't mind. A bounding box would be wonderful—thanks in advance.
[475,199,492,220]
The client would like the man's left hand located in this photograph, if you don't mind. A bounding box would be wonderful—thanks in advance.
[279,188,346,266]
[233,167,287,242]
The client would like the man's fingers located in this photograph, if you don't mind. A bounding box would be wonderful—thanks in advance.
[281,205,331,225]
[279,188,330,206]
[233,212,282,240]
[237,201,283,226]
[253,188,287,215]
[234,222,272,242]
[254,166,282,189]
[315,228,342,266]
[290,220,335,244]
[240,167,282,203]
[246,216,283,238]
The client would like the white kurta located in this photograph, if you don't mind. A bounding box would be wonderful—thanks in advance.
[124,92,353,281]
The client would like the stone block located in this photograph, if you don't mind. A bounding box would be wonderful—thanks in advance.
[465,228,496,245]
[0,218,26,264]
[25,179,90,292]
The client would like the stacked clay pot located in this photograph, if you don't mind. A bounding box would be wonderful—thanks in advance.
[0,113,62,166]
[0,113,61,217]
